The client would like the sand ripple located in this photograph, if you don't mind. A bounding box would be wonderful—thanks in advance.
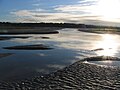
[0,57,120,89]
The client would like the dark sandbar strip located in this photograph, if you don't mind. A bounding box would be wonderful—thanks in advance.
[82,56,120,61]
[0,36,30,41]
[0,31,59,35]
[33,36,50,39]
[0,53,13,59]
[3,44,53,50]
[78,29,120,34]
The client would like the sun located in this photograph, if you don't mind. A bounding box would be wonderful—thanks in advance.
[94,0,120,22]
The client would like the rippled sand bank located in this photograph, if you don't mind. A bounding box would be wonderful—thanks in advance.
[0,56,120,90]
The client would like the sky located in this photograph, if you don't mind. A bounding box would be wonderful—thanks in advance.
[0,0,120,26]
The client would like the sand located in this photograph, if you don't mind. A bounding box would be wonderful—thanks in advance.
[0,36,30,41]
[0,53,13,59]
[3,44,53,50]
[0,56,120,90]
[0,30,59,34]
[33,36,50,39]
[0,27,59,35]
[78,28,120,34]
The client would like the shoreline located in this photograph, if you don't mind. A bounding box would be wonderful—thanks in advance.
[0,27,60,35]
[0,36,30,41]
[0,30,59,35]
[0,56,120,89]
[0,53,13,59]
[78,28,120,35]
[3,44,53,50]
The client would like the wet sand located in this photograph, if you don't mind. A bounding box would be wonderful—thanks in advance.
[33,36,50,39]
[0,30,59,34]
[0,36,30,41]
[3,44,53,50]
[78,28,120,34]
[0,56,120,90]
[0,53,13,59]
[0,27,59,35]
[91,48,104,51]
[81,56,120,61]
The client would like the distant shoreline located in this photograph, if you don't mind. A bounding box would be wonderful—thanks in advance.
[78,28,120,34]
[0,22,120,34]
[0,27,60,34]
[0,22,120,29]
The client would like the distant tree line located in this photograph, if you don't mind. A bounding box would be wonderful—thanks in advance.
[0,22,120,29]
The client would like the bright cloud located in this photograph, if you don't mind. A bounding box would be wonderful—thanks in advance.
[32,4,40,6]
[10,0,120,26]
[94,0,120,22]
[11,10,33,17]
[11,9,99,23]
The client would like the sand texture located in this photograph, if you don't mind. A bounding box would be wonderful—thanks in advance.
[0,57,120,90]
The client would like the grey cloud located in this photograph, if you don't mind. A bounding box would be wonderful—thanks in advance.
[10,0,120,26]
[33,15,50,18]
[78,0,97,6]
[32,4,40,6]
[21,12,120,26]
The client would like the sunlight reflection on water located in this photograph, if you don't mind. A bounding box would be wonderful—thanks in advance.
[88,33,120,66]
[94,34,119,56]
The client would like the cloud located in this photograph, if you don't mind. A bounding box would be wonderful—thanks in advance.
[11,8,45,17]
[11,9,101,23]
[11,10,33,17]
[55,5,88,13]
[10,0,99,23]
[33,8,45,12]
[11,9,120,26]
[78,0,97,4]
[32,4,40,6]
[10,0,120,26]
[54,0,98,15]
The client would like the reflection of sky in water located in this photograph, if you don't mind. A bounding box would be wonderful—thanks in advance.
[1,28,120,81]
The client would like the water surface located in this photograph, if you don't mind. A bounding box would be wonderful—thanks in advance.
[0,28,120,81]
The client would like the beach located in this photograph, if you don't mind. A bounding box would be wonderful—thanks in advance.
[0,28,120,89]
[78,28,120,35]
[0,56,120,90]
[0,27,60,34]
[1,0,120,89]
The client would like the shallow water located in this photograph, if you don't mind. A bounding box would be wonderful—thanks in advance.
[0,28,120,81]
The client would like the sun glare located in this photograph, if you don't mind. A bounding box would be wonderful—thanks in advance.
[95,34,118,56]
[94,0,120,22]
